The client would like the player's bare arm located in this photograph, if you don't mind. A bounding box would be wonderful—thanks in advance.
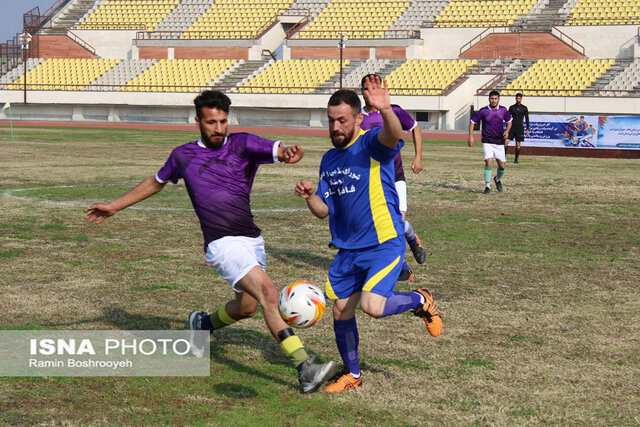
[278,144,304,164]
[411,125,423,174]
[295,179,328,219]
[504,121,512,142]
[84,175,166,224]
[468,122,475,147]
[362,76,402,149]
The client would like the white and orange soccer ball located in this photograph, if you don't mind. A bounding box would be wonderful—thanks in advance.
[278,281,326,328]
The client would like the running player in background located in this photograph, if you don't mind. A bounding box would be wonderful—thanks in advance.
[507,93,530,164]
[295,77,442,393]
[359,74,427,282]
[84,90,337,393]
[469,90,512,194]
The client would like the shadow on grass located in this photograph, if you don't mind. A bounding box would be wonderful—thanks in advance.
[265,245,333,270]
[417,182,469,191]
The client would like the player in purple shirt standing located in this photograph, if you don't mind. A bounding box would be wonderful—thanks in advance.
[468,90,512,194]
[84,90,337,393]
[359,74,427,282]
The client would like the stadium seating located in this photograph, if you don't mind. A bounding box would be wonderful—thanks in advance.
[297,0,412,39]
[77,0,180,31]
[566,0,640,25]
[390,0,450,30]
[237,59,349,93]
[384,59,478,95]
[5,58,120,90]
[182,0,295,39]
[503,58,614,96]
[603,59,640,93]
[434,0,536,27]
[121,59,237,92]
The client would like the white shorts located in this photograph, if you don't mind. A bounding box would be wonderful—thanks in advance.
[483,143,507,162]
[395,180,407,214]
[205,235,267,292]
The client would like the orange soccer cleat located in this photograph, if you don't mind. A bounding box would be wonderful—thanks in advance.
[412,288,442,337]
[324,373,362,393]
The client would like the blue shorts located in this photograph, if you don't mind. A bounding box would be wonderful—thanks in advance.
[325,236,405,300]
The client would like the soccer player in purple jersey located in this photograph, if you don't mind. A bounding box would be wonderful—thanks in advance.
[84,90,337,393]
[469,90,512,194]
[360,74,427,282]
[294,76,442,393]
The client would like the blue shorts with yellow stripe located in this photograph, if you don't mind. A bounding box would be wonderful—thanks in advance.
[325,236,405,300]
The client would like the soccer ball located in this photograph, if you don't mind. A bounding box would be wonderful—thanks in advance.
[278,281,326,328]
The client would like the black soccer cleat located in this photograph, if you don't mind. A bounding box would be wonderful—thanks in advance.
[483,187,491,195]
[408,234,427,264]
[493,176,503,192]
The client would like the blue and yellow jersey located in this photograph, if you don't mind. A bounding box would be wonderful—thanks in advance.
[316,127,404,250]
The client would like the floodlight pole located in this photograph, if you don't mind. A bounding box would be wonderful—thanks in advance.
[20,32,32,104]
[338,32,348,89]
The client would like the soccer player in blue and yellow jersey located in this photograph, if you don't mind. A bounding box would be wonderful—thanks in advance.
[469,90,512,194]
[295,76,442,393]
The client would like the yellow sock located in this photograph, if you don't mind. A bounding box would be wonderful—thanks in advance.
[279,335,308,367]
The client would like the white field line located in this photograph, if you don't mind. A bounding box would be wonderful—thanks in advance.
[2,185,306,213]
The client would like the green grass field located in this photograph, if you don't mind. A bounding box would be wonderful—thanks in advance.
[1,126,639,425]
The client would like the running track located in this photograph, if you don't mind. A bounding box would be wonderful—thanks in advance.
[1,120,637,158]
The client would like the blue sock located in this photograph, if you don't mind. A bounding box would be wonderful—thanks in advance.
[380,291,422,318]
[402,260,411,271]
[404,220,416,244]
[334,317,360,376]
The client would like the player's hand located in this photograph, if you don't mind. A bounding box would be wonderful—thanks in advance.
[294,179,315,200]
[283,144,304,164]
[503,130,509,139]
[362,75,391,114]
[84,204,116,224]
[411,157,423,174]
[468,136,474,147]
[526,130,530,136]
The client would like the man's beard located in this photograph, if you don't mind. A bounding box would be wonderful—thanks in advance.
[330,128,355,148]
[200,129,225,149]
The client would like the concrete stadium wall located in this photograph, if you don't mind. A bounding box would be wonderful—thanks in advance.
[73,30,139,59]
[559,25,639,59]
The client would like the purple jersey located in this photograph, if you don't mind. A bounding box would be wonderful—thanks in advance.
[156,133,281,249]
[471,105,512,144]
[360,105,416,182]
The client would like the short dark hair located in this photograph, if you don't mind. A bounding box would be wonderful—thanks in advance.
[194,90,231,118]
[328,89,361,115]
[360,73,381,88]
[515,93,523,98]
[489,90,500,97]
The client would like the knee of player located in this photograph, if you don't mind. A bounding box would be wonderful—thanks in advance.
[359,301,384,318]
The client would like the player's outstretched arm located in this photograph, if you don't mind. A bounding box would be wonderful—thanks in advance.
[468,122,475,147]
[84,176,166,224]
[294,179,328,219]
[278,144,304,164]
[411,125,423,174]
[362,76,402,149]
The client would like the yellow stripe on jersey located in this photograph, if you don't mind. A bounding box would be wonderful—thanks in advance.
[325,276,338,300]
[363,255,401,292]
[369,158,397,243]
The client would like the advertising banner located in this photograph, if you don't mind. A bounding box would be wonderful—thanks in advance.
[507,114,640,149]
